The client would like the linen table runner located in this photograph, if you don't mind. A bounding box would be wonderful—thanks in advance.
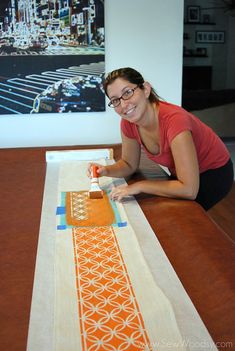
[27,150,217,351]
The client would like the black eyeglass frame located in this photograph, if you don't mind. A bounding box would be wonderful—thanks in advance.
[108,86,139,108]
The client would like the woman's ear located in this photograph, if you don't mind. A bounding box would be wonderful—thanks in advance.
[143,81,152,98]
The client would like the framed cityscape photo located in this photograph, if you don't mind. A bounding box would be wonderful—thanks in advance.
[0,0,105,116]
[196,31,225,44]
[187,6,200,23]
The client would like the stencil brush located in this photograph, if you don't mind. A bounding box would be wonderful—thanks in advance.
[89,165,103,199]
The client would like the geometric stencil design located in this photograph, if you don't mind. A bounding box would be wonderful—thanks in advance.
[68,191,89,221]
[72,226,153,351]
[66,191,116,227]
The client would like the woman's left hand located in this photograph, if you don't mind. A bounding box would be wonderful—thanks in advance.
[109,184,140,202]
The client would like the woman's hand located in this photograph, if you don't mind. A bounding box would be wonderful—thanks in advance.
[87,163,108,178]
[110,183,141,202]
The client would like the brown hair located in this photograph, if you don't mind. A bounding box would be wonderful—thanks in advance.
[103,67,160,103]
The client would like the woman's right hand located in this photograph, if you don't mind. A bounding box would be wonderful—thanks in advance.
[87,163,108,178]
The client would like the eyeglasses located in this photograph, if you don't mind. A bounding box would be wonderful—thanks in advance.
[108,86,139,108]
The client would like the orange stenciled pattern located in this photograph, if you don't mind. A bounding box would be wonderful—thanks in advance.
[72,226,152,351]
[66,191,115,227]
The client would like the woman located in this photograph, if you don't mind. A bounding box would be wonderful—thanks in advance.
[89,67,234,210]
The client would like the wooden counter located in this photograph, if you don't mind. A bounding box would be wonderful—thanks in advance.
[0,145,234,350]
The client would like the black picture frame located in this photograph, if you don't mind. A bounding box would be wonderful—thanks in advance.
[196,31,225,44]
[0,0,105,116]
[187,6,200,23]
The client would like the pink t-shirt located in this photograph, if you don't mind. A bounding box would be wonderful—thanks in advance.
[121,101,230,175]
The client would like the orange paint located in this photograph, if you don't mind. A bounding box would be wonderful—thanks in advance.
[66,191,115,227]
[72,226,152,350]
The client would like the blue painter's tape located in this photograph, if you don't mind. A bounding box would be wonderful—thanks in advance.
[56,206,66,215]
[57,224,67,230]
[108,194,122,224]
[118,221,128,227]
[60,192,66,206]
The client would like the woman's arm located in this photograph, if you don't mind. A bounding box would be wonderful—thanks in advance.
[88,132,141,178]
[110,130,200,201]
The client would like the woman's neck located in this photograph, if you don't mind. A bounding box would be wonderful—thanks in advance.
[139,102,159,131]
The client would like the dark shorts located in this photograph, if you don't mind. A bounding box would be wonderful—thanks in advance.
[195,159,234,211]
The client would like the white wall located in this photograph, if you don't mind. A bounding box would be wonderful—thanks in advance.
[0,0,184,148]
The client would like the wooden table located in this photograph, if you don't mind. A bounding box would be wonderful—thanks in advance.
[0,145,234,351]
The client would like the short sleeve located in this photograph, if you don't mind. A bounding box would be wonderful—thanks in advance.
[121,119,137,139]
[166,111,193,144]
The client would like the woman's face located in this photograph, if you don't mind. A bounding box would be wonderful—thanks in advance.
[107,78,151,124]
